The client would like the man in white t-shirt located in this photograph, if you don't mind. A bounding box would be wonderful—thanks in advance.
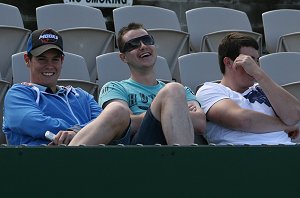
[196,32,300,145]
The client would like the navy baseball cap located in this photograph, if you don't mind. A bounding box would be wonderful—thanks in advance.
[27,28,64,56]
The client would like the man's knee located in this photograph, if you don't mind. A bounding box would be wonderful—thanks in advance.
[104,102,130,125]
[159,82,186,99]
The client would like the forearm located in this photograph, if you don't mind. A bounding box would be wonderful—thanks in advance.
[229,109,294,133]
[189,111,206,135]
[255,70,300,125]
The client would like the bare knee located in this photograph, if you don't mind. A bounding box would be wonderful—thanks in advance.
[104,102,130,126]
[159,82,186,100]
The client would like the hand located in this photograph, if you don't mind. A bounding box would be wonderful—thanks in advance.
[50,130,77,145]
[233,54,260,77]
[287,128,300,140]
[188,104,197,112]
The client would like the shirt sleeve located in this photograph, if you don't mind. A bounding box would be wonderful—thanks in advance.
[196,83,230,113]
[98,81,129,108]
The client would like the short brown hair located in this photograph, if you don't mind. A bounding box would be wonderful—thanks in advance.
[218,32,259,74]
[117,22,148,52]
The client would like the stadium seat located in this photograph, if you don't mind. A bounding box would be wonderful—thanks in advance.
[178,52,221,93]
[259,52,300,85]
[0,79,11,144]
[113,5,189,82]
[262,9,300,53]
[277,32,300,52]
[282,81,300,101]
[186,7,262,54]
[96,52,172,89]
[11,51,99,100]
[36,3,115,82]
[0,3,31,83]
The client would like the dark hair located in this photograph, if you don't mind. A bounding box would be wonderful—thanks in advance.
[117,22,148,52]
[218,32,259,74]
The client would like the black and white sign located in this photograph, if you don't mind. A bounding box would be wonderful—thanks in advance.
[64,0,133,8]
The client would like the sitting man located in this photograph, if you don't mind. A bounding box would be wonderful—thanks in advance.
[3,28,130,146]
[69,22,206,146]
[196,32,300,145]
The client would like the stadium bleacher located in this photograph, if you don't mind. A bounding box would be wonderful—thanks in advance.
[1,1,300,197]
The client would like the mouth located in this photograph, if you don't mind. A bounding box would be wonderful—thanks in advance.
[139,52,151,58]
[42,72,55,76]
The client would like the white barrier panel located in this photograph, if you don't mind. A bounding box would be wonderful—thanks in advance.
[64,0,133,8]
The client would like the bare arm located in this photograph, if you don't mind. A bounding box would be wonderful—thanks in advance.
[187,100,206,135]
[207,98,296,133]
[234,54,300,125]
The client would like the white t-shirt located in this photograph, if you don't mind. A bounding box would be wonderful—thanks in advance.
[196,82,293,145]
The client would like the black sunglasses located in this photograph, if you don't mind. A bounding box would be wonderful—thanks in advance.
[121,35,155,53]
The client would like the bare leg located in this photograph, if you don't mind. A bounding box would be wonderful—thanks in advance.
[69,102,130,146]
[150,82,194,145]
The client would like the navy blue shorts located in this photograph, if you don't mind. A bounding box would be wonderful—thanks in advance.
[131,108,167,145]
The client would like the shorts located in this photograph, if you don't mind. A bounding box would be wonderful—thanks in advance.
[108,120,132,145]
[131,108,167,145]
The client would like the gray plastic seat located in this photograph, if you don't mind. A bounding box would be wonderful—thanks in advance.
[262,9,300,53]
[36,3,115,82]
[11,51,99,100]
[282,81,300,101]
[96,52,172,89]
[186,7,262,55]
[0,79,11,144]
[178,52,221,93]
[259,52,300,85]
[0,3,31,82]
[113,5,189,82]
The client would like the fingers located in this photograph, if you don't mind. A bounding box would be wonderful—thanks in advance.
[188,104,197,112]
[52,131,76,145]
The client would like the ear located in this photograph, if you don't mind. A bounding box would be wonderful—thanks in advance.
[61,54,65,65]
[119,52,127,63]
[223,57,233,68]
[24,53,30,68]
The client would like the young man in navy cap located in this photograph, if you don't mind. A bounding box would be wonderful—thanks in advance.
[3,29,130,146]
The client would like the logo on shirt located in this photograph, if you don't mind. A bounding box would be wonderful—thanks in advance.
[243,86,271,107]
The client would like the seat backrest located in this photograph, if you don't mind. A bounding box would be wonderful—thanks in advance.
[36,4,115,82]
[186,7,253,52]
[0,27,31,82]
[282,81,300,101]
[277,32,300,53]
[12,51,91,83]
[259,52,300,85]
[113,5,181,34]
[57,28,115,82]
[178,52,221,93]
[200,30,263,55]
[0,3,24,27]
[262,9,300,53]
[36,3,107,30]
[0,80,11,144]
[96,52,172,89]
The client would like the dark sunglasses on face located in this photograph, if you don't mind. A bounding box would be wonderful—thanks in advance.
[121,34,155,53]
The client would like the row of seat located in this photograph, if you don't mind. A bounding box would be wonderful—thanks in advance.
[1,50,300,144]
[2,3,300,83]
[3,50,300,98]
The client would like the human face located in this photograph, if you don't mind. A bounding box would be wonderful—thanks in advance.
[120,28,157,70]
[25,49,64,90]
[231,47,259,91]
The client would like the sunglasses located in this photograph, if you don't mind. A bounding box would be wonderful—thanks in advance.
[121,35,155,53]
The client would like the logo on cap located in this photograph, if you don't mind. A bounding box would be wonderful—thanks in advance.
[39,29,59,44]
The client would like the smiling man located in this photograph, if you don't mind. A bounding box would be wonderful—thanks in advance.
[70,23,206,146]
[3,29,130,146]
